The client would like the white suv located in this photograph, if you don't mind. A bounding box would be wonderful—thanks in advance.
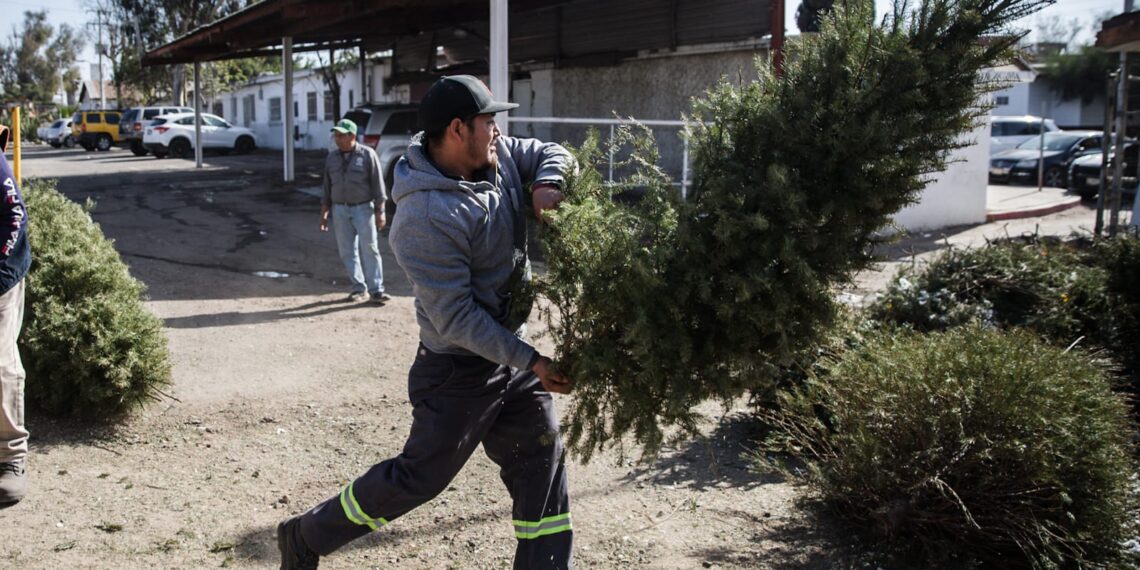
[341,104,419,190]
[990,115,1059,155]
[143,112,258,159]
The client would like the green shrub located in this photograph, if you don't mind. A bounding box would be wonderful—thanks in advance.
[764,327,1138,568]
[21,178,171,417]
[868,237,1111,344]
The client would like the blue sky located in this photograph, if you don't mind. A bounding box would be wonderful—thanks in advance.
[0,0,1128,82]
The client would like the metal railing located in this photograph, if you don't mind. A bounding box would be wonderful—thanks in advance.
[507,116,693,198]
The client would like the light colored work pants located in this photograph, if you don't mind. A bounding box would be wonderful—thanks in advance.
[0,280,26,462]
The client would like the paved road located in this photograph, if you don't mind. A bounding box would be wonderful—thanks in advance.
[18,143,412,303]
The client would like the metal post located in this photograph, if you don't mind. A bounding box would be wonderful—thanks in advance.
[608,124,615,183]
[1097,74,1114,237]
[97,9,106,110]
[1111,52,1129,236]
[11,107,19,185]
[1037,102,1045,191]
[490,0,509,135]
[194,61,203,169]
[771,0,785,77]
[682,138,690,200]
[283,36,295,182]
[359,45,367,106]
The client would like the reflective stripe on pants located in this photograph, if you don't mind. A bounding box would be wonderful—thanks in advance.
[299,346,573,569]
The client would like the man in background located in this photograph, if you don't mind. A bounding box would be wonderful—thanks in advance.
[319,119,391,304]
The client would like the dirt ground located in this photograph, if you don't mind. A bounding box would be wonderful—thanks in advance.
[0,144,1105,569]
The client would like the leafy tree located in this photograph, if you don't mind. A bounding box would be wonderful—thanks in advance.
[0,11,85,103]
[314,49,359,122]
[97,0,255,105]
[540,0,1050,462]
[1040,46,1117,104]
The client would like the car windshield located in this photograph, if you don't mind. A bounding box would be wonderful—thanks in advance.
[51,120,63,128]
[1016,133,1084,151]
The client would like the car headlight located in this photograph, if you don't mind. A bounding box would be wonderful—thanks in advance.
[1016,159,1038,168]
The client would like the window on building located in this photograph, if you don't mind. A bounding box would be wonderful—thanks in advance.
[324,91,335,120]
[995,96,1009,106]
[307,92,318,121]
[212,101,224,117]
[269,97,282,122]
[231,97,237,122]
[294,100,299,118]
[348,89,354,109]
[243,95,256,126]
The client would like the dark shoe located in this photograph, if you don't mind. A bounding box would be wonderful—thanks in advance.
[277,515,319,569]
[0,459,26,504]
[370,292,392,304]
[346,291,368,303]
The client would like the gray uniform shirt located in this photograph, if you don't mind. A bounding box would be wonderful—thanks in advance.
[321,143,387,207]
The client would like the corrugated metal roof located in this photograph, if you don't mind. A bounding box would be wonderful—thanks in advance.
[144,0,772,68]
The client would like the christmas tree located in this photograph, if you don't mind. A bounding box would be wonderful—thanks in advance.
[539,0,1051,461]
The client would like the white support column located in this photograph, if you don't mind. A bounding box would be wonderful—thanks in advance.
[490,0,509,135]
[194,60,203,168]
[283,36,295,182]
[359,45,368,106]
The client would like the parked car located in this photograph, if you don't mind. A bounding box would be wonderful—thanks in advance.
[120,105,194,156]
[340,104,419,220]
[142,112,258,158]
[1068,143,1138,201]
[990,115,1060,155]
[341,104,419,190]
[72,110,124,151]
[38,119,75,148]
[989,131,1103,187]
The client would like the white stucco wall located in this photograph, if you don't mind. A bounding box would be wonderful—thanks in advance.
[892,119,990,231]
[210,61,394,151]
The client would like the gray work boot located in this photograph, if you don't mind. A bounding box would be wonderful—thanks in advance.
[0,459,26,504]
[277,515,319,569]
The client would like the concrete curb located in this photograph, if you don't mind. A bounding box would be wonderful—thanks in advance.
[985,196,1082,222]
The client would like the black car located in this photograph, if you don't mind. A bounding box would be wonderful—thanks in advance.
[990,131,1103,187]
[1068,143,1138,201]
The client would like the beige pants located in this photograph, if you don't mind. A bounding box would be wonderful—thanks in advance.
[0,280,26,462]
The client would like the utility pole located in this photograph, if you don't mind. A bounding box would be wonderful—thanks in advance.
[87,9,109,109]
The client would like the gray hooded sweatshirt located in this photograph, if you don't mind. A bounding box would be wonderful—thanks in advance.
[388,133,574,370]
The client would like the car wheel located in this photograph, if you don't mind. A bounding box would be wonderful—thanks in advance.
[235,136,255,154]
[1044,166,1065,188]
[130,141,148,157]
[50,142,61,148]
[63,135,76,148]
[170,138,192,159]
[96,134,113,151]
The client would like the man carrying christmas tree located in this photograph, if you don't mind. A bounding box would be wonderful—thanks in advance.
[278,75,576,570]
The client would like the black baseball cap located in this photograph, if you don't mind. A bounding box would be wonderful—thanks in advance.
[419,75,518,135]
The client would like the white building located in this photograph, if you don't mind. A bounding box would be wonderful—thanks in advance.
[201,59,400,151]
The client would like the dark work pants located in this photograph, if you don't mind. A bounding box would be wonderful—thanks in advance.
[299,345,573,569]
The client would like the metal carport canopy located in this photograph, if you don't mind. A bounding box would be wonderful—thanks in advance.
[142,0,773,180]
[141,0,535,181]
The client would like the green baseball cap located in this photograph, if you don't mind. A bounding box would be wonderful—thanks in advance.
[331,119,357,135]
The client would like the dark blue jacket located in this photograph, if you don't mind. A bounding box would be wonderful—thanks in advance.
[0,154,30,294]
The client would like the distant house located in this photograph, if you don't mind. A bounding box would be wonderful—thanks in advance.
[78,80,137,110]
